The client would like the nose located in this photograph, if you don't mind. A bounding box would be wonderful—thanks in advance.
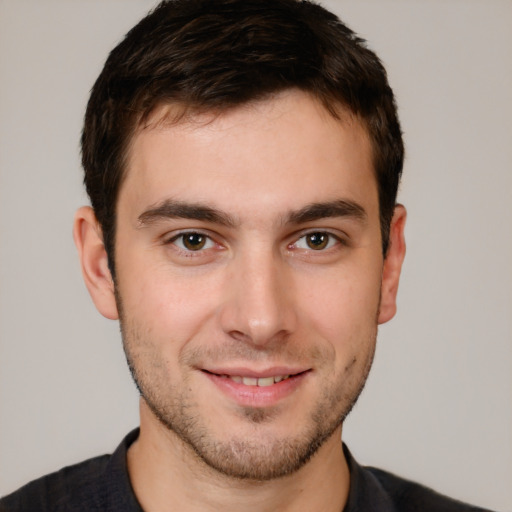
[218,248,297,347]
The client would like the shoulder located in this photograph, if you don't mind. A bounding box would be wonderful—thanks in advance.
[343,444,495,512]
[0,429,141,512]
[366,465,495,512]
[0,455,110,512]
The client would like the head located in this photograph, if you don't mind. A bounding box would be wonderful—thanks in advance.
[75,0,406,482]
[81,0,403,277]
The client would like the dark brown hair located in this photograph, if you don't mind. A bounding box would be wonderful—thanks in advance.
[81,0,404,273]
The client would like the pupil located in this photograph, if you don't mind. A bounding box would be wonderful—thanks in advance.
[184,233,205,250]
[307,233,328,250]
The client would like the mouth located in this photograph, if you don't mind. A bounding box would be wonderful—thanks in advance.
[201,368,310,406]
[204,372,296,387]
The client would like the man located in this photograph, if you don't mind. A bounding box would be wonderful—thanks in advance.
[0,0,496,510]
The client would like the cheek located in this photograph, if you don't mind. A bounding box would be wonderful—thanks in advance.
[117,261,222,347]
[293,266,381,383]
[297,267,381,337]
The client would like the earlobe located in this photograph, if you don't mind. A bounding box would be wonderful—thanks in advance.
[378,205,407,325]
[73,206,119,320]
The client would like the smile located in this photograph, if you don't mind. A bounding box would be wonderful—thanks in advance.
[221,375,291,386]
[201,369,310,406]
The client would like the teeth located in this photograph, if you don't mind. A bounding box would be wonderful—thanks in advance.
[227,375,291,386]
[257,377,274,387]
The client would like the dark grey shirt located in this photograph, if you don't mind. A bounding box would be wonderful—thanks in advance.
[0,429,494,511]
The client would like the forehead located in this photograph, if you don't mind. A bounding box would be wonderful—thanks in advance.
[121,90,377,222]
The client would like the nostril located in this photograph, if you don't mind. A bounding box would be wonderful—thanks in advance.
[228,330,251,343]
[227,328,291,348]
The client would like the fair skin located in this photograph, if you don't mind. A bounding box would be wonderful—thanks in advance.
[74,90,406,512]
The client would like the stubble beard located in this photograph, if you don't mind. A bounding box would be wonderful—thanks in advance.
[118,300,377,481]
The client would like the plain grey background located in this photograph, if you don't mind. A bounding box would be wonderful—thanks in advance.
[0,1,511,510]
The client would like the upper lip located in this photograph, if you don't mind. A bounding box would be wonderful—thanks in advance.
[201,367,310,378]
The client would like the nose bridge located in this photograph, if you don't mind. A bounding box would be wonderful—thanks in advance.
[219,243,295,345]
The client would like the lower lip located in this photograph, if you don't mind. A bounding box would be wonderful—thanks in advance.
[203,371,309,407]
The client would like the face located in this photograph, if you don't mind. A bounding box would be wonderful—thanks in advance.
[77,90,405,480]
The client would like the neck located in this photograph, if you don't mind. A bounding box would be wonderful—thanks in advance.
[127,402,350,512]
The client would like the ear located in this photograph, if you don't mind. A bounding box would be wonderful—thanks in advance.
[73,206,119,320]
[378,205,406,325]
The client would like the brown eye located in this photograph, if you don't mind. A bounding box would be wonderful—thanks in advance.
[305,232,329,250]
[177,233,208,251]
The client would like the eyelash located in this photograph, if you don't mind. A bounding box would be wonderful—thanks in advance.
[290,231,343,252]
[165,230,344,255]
[166,231,217,254]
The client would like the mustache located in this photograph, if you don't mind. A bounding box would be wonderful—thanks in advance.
[180,340,331,368]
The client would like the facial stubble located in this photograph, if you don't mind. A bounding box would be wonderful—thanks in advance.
[117,293,377,482]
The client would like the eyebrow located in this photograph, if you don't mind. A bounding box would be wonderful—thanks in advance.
[137,198,367,228]
[285,199,367,225]
[137,200,236,228]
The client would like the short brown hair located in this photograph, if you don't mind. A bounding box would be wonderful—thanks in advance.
[81,0,404,274]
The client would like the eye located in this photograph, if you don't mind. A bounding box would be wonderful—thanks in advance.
[293,232,339,251]
[171,232,215,251]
